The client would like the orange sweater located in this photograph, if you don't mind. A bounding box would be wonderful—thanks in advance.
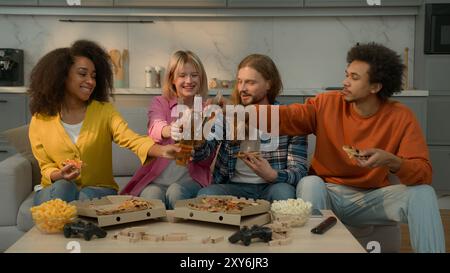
[266,91,431,188]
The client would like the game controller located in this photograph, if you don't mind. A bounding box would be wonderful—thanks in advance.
[63,220,107,241]
[228,225,272,246]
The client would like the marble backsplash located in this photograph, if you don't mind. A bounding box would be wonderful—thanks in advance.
[0,14,415,90]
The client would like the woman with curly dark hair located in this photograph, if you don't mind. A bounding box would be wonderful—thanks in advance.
[28,40,180,205]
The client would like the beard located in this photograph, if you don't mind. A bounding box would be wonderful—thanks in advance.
[240,92,266,106]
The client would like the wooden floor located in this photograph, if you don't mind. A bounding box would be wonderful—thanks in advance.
[400,209,450,253]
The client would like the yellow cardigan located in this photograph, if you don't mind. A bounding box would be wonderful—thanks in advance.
[29,100,155,190]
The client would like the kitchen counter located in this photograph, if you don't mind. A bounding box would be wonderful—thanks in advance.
[0,87,28,94]
[0,86,429,97]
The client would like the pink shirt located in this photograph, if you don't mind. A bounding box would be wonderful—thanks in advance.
[120,96,215,196]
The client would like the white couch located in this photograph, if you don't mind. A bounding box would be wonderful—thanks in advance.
[0,107,400,252]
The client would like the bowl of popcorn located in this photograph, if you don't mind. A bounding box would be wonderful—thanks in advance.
[30,199,77,234]
[270,199,312,227]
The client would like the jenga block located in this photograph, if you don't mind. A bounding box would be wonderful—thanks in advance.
[201,236,211,244]
[119,227,149,237]
[119,229,130,236]
[142,234,163,242]
[271,232,286,240]
[128,227,150,233]
[129,237,141,243]
[164,233,188,241]
[278,237,293,245]
[211,236,224,244]
[268,237,293,246]
[267,221,291,233]
[129,231,143,240]
[114,233,132,242]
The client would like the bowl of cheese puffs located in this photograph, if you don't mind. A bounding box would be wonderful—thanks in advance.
[30,199,77,233]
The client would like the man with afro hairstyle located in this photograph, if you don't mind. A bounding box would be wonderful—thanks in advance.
[259,42,445,252]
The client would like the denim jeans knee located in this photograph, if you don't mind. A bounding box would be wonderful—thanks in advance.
[33,180,78,205]
[140,184,167,205]
[166,181,201,209]
[296,175,329,210]
[264,183,295,201]
[78,187,117,201]
[197,185,227,196]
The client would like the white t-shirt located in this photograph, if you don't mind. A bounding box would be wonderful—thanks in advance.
[61,120,83,144]
[152,160,190,186]
[231,158,267,184]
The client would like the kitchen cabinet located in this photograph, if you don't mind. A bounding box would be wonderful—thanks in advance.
[429,146,450,192]
[114,0,226,8]
[427,96,450,145]
[38,0,113,6]
[277,96,304,105]
[227,0,303,8]
[425,57,450,91]
[393,97,427,137]
[304,0,422,7]
[0,0,37,5]
[0,94,28,135]
[0,93,29,161]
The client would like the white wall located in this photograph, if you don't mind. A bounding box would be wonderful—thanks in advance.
[0,14,415,90]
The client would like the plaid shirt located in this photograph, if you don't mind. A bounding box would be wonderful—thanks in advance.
[193,102,308,186]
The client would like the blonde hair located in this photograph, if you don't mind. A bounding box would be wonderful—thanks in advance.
[162,50,208,99]
[231,54,283,105]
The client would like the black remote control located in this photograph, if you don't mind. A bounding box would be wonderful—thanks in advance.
[311,216,337,234]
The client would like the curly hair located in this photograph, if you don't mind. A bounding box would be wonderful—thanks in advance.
[28,39,113,116]
[346,42,404,101]
[231,54,283,105]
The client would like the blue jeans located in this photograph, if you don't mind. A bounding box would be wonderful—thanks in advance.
[197,182,295,202]
[296,175,446,253]
[33,180,118,206]
[139,179,202,209]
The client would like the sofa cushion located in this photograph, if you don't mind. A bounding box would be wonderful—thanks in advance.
[112,144,141,176]
[0,226,25,252]
[113,107,149,176]
[2,125,41,186]
[114,176,133,191]
[16,192,35,232]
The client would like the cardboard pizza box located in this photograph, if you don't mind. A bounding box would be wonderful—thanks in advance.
[173,195,271,227]
[71,195,166,227]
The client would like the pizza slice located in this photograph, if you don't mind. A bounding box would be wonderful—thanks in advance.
[95,198,153,215]
[342,145,370,160]
[236,151,261,159]
[62,159,85,169]
[187,197,259,214]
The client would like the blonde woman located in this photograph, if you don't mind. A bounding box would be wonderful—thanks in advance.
[121,50,215,209]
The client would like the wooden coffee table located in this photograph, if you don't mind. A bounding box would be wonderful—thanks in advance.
[6,210,366,253]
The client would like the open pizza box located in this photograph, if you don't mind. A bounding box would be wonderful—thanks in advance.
[71,195,166,227]
[174,195,271,227]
